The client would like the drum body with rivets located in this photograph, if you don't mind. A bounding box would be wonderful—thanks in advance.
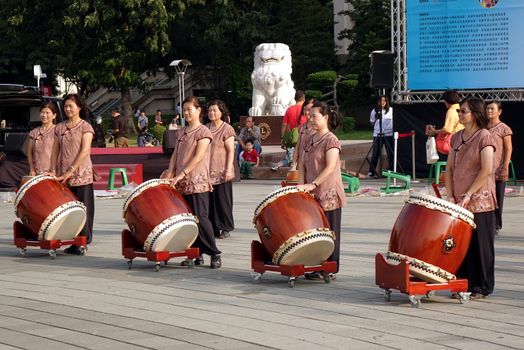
[388,193,475,282]
[253,186,335,266]
[15,175,86,241]
[123,179,199,252]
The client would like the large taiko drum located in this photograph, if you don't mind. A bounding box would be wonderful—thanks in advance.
[387,192,476,283]
[123,179,199,252]
[14,175,87,241]
[253,186,335,266]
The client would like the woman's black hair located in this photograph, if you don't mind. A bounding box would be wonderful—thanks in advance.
[207,99,230,121]
[63,94,90,120]
[460,97,489,129]
[311,101,340,131]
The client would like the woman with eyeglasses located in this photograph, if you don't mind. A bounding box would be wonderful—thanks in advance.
[445,97,496,299]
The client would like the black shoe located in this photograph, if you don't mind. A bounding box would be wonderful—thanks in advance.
[64,245,81,255]
[218,230,230,239]
[195,255,204,266]
[470,293,486,300]
[210,254,222,269]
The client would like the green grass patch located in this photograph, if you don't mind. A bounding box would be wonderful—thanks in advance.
[335,129,373,140]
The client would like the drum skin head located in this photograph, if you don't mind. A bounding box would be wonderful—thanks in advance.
[144,214,199,252]
[385,251,456,284]
[42,205,86,241]
[273,228,336,266]
[278,239,334,266]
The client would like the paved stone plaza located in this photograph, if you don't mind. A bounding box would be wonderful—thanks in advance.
[0,180,523,349]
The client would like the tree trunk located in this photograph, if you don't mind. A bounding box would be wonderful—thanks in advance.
[121,88,137,134]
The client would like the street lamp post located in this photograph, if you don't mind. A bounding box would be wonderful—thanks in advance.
[169,59,192,127]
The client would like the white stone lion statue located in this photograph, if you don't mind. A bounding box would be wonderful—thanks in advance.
[249,43,296,116]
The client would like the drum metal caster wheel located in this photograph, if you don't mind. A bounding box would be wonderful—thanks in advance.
[426,291,435,298]
[127,260,133,269]
[18,248,27,257]
[48,250,57,259]
[384,289,392,302]
[288,277,296,288]
[409,295,421,308]
[457,292,470,304]
[183,259,195,268]
[323,273,332,284]
[154,263,161,272]
[252,273,263,283]
[79,246,86,255]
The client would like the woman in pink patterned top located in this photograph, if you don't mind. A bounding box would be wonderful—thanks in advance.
[445,97,496,299]
[27,102,57,175]
[161,96,221,268]
[206,100,236,239]
[486,101,513,234]
[50,94,95,254]
[297,101,347,278]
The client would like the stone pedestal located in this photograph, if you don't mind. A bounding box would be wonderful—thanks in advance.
[239,116,283,145]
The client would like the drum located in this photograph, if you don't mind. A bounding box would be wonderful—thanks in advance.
[284,170,298,186]
[253,186,335,266]
[123,179,199,252]
[387,192,475,283]
[14,175,87,241]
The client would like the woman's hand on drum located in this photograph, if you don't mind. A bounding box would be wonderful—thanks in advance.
[458,193,471,208]
[43,170,56,177]
[29,170,36,177]
[159,169,173,179]
[57,170,74,184]
[447,196,456,204]
[297,183,316,192]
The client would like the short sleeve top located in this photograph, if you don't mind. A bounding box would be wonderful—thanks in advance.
[238,125,262,146]
[488,122,513,180]
[449,129,496,213]
[302,132,347,211]
[442,104,464,134]
[55,120,95,187]
[297,123,314,165]
[206,122,236,185]
[28,125,55,174]
[174,125,213,195]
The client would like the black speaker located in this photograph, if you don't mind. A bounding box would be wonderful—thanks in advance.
[370,51,394,89]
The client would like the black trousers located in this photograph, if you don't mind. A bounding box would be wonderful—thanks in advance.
[458,210,496,295]
[324,208,342,273]
[209,181,235,233]
[69,184,94,244]
[369,135,394,176]
[184,192,221,256]
[495,180,506,230]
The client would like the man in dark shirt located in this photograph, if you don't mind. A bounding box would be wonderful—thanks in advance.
[111,110,129,147]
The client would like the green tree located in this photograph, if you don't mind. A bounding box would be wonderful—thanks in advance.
[62,0,202,121]
[266,0,335,89]
[338,0,391,110]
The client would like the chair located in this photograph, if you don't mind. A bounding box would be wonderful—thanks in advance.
[428,161,447,184]
[381,170,411,194]
[341,172,360,194]
[108,168,129,190]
